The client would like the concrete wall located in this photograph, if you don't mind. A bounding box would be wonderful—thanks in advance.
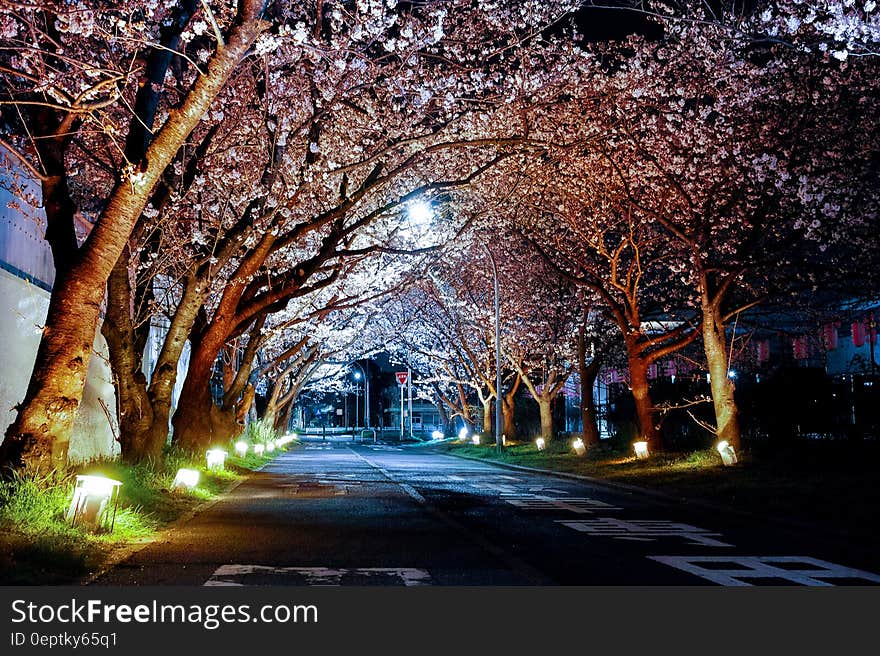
[1,148,120,463]
[0,269,120,463]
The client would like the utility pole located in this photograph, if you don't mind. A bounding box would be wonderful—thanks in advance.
[407,364,413,440]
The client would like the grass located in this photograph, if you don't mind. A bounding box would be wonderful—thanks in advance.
[432,437,880,541]
[0,437,298,585]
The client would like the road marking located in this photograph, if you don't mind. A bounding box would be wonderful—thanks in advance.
[469,482,522,494]
[648,556,880,586]
[501,495,620,514]
[527,486,570,495]
[348,447,553,584]
[558,518,732,547]
[205,565,432,586]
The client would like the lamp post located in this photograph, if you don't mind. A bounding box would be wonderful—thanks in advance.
[352,361,369,429]
[484,245,503,452]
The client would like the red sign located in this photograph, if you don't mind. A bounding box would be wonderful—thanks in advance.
[395,371,409,385]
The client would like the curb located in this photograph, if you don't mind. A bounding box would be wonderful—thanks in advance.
[441,450,862,545]
[78,455,281,586]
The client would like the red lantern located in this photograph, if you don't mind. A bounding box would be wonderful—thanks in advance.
[853,322,867,347]
[822,322,839,350]
[793,336,809,360]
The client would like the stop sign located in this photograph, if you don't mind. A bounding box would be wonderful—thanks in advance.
[395,371,409,385]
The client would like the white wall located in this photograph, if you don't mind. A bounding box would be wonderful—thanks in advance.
[0,257,120,463]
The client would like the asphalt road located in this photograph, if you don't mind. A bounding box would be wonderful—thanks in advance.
[94,438,880,586]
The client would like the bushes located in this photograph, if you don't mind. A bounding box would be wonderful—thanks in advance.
[244,417,279,444]
[0,445,268,584]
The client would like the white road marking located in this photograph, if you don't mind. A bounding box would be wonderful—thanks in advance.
[348,447,552,584]
[501,495,620,514]
[205,565,432,586]
[559,518,732,547]
[648,556,880,586]
[470,482,522,494]
[527,486,570,495]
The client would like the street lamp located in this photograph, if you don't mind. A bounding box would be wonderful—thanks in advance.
[351,361,369,430]
[484,245,503,452]
[353,371,361,430]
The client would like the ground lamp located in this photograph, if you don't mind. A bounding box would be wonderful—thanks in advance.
[254,444,265,456]
[66,475,122,533]
[716,440,738,466]
[458,427,469,441]
[633,441,649,460]
[472,434,481,445]
[266,441,275,453]
[572,438,586,456]
[535,438,546,451]
[432,430,444,440]
[234,441,248,457]
[172,468,200,491]
[206,449,227,471]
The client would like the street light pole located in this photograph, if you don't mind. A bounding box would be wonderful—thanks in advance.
[484,245,503,452]
[352,361,369,432]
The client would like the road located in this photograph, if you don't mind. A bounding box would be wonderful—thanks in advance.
[94,438,880,586]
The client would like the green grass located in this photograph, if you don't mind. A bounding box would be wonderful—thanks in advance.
[433,437,880,541]
[0,439,294,585]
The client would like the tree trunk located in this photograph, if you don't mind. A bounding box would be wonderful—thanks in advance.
[435,396,449,434]
[101,248,154,461]
[627,353,661,451]
[537,396,553,441]
[171,332,222,451]
[702,302,741,450]
[501,373,520,438]
[236,383,255,426]
[502,394,516,438]
[580,369,601,447]
[481,398,492,434]
[578,322,602,447]
[0,14,269,472]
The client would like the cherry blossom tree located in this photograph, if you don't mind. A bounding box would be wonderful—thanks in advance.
[0,0,583,468]
[0,0,270,470]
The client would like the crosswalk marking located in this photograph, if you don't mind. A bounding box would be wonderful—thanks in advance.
[205,565,432,586]
[648,556,880,586]
[559,518,732,546]
[501,495,620,514]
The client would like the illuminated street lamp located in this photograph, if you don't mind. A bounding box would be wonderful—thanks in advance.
[206,449,227,471]
[234,441,248,457]
[472,434,481,445]
[432,430,444,440]
[716,440,738,466]
[458,427,469,441]
[253,444,265,456]
[66,475,122,533]
[172,468,200,491]
[535,438,546,451]
[572,438,586,456]
[633,441,649,460]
